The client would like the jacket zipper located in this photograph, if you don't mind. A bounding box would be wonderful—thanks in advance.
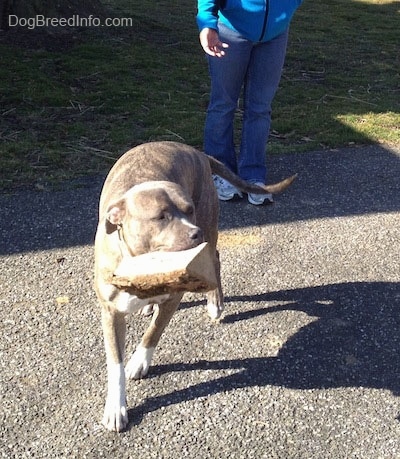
[258,0,270,41]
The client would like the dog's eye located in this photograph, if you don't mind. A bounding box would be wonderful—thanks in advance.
[185,206,194,216]
[153,212,170,222]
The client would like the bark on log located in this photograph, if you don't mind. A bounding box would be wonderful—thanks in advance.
[110,242,218,298]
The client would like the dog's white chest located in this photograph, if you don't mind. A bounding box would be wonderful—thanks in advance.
[115,292,146,313]
[116,291,169,314]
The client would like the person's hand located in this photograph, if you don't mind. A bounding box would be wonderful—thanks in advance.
[199,28,229,57]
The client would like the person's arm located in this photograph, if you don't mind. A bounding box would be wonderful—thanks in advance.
[199,27,228,57]
[197,0,229,57]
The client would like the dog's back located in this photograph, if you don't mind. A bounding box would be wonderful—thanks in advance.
[99,141,218,226]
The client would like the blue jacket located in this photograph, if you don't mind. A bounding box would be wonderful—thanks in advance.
[197,0,303,42]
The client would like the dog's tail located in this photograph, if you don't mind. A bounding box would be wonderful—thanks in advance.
[207,155,297,195]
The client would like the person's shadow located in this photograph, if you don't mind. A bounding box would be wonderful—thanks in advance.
[127,281,400,427]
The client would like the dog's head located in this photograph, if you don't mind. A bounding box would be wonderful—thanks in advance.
[105,181,204,255]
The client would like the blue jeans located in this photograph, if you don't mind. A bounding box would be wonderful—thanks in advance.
[204,23,289,182]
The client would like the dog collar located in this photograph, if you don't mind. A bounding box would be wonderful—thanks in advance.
[117,224,132,258]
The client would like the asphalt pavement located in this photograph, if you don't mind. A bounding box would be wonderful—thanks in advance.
[1,144,399,458]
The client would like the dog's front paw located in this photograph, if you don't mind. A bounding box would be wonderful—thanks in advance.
[102,396,128,432]
[102,362,128,432]
[125,345,155,380]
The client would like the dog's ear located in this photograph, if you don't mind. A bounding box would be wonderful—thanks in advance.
[105,200,126,233]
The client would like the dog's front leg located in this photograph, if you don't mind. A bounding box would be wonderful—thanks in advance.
[125,294,183,380]
[101,308,128,432]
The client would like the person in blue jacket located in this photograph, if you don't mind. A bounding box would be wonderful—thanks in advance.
[197,0,303,204]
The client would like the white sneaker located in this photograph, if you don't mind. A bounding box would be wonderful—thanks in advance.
[247,182,274,206]
[213,175,242,201]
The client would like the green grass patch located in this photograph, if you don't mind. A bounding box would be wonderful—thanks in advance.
[0,0,399,189]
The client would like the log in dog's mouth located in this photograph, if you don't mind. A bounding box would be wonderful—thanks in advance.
[152,240,204,253]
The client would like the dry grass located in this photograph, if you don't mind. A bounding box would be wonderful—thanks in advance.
[0,0,399,189]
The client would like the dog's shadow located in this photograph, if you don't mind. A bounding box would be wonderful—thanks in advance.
[127,281,400,427]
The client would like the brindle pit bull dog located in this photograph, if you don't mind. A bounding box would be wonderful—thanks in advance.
[94,141,296,431]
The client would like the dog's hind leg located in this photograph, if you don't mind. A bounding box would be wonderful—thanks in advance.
[206,249,224,320]
[207,288,224,320]
[125,294,183,380]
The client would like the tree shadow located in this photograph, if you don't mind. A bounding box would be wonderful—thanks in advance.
[0,143,399,255]
[218,144,400,230]
[0,175,104,255]
[127,281,400,427]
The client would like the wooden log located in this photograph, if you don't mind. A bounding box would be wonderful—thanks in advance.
[110,242,217,298]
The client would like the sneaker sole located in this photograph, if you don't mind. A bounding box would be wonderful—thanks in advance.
[218,193,243,201]
[248,194,273,205]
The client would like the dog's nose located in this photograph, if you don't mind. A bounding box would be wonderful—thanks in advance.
[189,227,203,242]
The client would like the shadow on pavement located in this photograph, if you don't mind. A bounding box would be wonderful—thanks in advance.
[127,280,400,428]
[0,144,399,255]
[219,144,400,230]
